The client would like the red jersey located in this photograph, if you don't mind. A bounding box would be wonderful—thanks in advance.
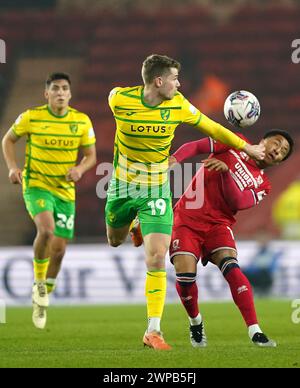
[174,134,271,227]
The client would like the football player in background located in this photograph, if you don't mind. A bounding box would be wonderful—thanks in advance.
[2,73,97,329]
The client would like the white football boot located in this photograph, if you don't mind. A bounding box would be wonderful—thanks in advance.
[32,283,49,329]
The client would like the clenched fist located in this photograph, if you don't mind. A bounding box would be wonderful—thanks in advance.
[8,168,23,184]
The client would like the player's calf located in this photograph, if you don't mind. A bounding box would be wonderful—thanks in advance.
[176,272,207,347]
[215,256,276,347]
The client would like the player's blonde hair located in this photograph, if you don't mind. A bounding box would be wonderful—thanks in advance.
[142,54,181,85]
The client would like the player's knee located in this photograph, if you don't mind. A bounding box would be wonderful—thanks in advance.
[146,250,167,269]
[37,226,54,241]
[176,272,197,286]
[107,236,125,248]
[218,256,240,277]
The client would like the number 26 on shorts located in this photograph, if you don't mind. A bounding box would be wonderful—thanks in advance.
[56,214,74,230]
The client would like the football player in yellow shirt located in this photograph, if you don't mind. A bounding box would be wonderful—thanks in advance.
[106,54,265,350]
[2,73,97,329]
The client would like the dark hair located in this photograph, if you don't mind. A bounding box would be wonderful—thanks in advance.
[46,72,71,88]
[263,129,294,161]
[142,54,181,84]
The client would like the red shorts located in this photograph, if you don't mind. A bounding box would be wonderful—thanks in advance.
[170,210,237,266]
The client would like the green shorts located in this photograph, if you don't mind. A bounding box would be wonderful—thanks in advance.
[23,187,75,240]
[105,180,173,236]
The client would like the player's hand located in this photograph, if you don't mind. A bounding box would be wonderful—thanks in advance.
[202,158,229,172]
[168,156,178,168]
[8,168,22,184]
[243,143,265,161]
[66,166,83,182]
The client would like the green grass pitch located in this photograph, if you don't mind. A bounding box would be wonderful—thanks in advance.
[0,300,299,368]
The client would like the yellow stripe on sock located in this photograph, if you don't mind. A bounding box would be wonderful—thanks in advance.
[33,258,49,282]
[145,270,167,318]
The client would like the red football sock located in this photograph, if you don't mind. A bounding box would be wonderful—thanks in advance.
[176,276,199,319]
[225,267,258,327]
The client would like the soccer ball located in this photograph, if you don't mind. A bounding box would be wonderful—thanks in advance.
[224,90,261,128]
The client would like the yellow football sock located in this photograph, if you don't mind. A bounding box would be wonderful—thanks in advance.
[33,258,49,282]
[145,270,167,319]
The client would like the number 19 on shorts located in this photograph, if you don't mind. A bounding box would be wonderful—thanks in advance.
[147,199,167,215]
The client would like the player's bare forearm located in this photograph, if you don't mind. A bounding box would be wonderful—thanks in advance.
[78,144,97,174]
[66,145,97,182]
[2,129,19,169]
[2,129,22,184]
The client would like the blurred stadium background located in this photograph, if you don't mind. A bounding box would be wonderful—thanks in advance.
[0,0,300,308]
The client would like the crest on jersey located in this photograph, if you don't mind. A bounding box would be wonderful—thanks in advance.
[69,124,78,134]
[160,109,170,121]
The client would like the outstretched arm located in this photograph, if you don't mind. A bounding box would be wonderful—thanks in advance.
[2,129,23,184]
[195,113,265,161]
[172,138,211,163]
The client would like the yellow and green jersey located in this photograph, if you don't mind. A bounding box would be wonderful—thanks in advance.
[11,104,96,201]
[108,85,246,187]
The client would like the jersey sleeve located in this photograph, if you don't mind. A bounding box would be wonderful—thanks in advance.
[10,110,31,137]
[80,116,96,147]
[181,97,202,126]
[194,113,247,151]
[222,171,271,211]
[108,87,122,112]
[173,138,211,162]
[250,182,271,206]
[210,132,248,154]
[209,138,231,154]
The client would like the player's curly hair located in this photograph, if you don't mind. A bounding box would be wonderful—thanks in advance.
[142,54,181,84]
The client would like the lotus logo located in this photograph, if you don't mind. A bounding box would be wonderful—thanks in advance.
[0,39,6,64]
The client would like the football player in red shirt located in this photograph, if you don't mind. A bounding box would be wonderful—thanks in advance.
[169,129,293,348]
